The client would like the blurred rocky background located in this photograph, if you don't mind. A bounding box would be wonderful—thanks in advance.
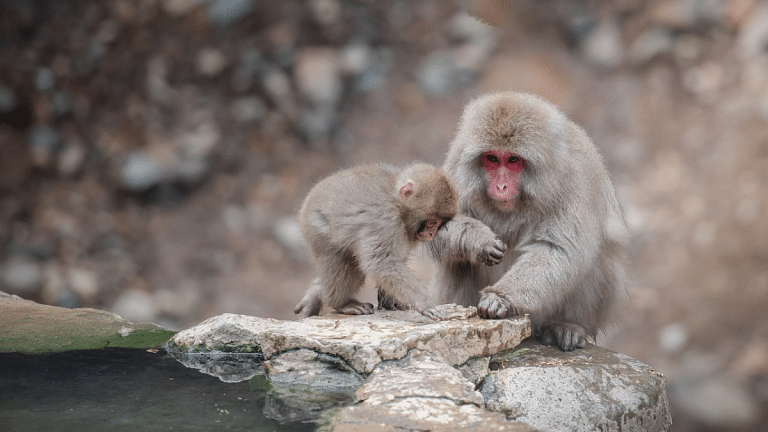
[1,0,767,430]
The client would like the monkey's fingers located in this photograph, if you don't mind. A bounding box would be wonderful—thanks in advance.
[482,239,507,266]
[477,292,510,319]
[419,307,447,321]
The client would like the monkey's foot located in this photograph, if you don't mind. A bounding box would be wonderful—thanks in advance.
[477,291,513,319]
[376,288,409,311]
[335,300,375,315]
[539,323,587,351]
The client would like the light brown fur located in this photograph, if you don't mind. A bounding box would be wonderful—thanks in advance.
[427,92,629,351]
[294,163,458,320]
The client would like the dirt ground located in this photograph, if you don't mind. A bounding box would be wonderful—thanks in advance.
[1,1,768,430]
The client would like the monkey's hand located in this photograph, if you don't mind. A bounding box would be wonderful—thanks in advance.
[477,289,519,319]
[417,305,448,321]
[480,237,507,266]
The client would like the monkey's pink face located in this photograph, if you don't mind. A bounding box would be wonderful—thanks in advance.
[481,150,524,207]
[416,218,442,242]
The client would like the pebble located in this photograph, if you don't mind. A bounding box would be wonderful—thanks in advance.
[294,48,343,108]
[67,267,99,301]
[629,28,674,66]
[34,67,55,91]
[121,151,165,192]
[671,377,759,428]
[416,50,468,96]
[196,47,228,77]
[580,20,623,68]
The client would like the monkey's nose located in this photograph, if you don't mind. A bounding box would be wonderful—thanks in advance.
[497,183,507,191]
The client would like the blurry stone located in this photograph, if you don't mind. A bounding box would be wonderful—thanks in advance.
[300,107,336,144]
[309,0,340,26]
[738,2,768,60]
[670,377,759,428]
[659,322,689,352]
[34,67,55,91]
[223,205,246,234]
[181,120,220,158]
[163,0,202,16]
[145,56,177,105]
[682,61,723,102]
[231,96,267,123]
[352,48,392,92]
[448,12,497,44]
[208,0,254,27]
[121,151,165,192]
[67,267,99,301]
[154,286,201,319]
[272,216,307,259]
[27,124,63,166]
[416,50,471,96]
[0,83,15,112]
[629,28,674,65]
[111,289,159,323]
[294,48,343,108]
[196,47,228,77]
[262,68,296,115]
[1,256,42,296]
[50,91,72,118]
[95,19,119,44]
[58,141,87,176]
[340,42,372,75]
[466,0,513,28]
[172,156,209,185]
[650,0,725,28]
[580,20,623,68]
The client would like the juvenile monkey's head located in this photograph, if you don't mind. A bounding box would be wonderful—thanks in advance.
[446,91,572,212]
[397,163,459,242]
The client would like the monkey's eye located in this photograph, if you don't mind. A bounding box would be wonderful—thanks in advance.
[485,154,499,163]
[509,156,520,164]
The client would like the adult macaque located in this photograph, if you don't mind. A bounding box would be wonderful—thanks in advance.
[427,91,629,351]
[293,163,458,320]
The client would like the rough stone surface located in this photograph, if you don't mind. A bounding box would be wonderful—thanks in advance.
[332,351,533,432]
[0,291,175,353]
[168,305,530,374]
[482,340,672,432]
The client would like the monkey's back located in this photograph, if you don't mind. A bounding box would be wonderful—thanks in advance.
[299,164,401,256]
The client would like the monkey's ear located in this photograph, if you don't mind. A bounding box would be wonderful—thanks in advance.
[399,181,415,198]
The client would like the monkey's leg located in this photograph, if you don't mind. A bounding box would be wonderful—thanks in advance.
[377,284,409,311]
[539,322,588,351]
[321,253,373,315]
[293,278,324,318]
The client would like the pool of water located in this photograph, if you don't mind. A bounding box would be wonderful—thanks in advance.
[0,349,316,432]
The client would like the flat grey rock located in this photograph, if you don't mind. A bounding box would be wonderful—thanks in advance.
[168,305,530,374]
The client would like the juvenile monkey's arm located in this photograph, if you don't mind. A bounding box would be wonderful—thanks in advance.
[428,214,506,266]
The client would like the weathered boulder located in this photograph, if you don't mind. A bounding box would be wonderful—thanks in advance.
[167,304,530,374]
[330,350,535,432]
[482,339,672,432]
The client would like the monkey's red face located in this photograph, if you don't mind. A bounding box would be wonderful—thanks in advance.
[416,218,442,242]
[481,150,524,207]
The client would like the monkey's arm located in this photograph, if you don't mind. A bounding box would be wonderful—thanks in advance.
[428,214,506,266]
[478,225,596,319]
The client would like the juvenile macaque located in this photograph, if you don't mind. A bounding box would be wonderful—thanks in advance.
[293,163,458,320]
[424,92,629,351]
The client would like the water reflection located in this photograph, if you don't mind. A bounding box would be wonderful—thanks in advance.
[0,349,314,432]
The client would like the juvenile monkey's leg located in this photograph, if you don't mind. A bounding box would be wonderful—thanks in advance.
[293,278,324,318]
[321,252,373,315]
[377,283,409,311]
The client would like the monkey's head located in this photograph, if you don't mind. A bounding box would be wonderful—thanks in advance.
[446,91,572,213]
[397,163,459,242]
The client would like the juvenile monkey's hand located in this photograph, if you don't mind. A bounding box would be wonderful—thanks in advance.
[418,306,447,321]
[479,237,507,266]
[477,289,519,319]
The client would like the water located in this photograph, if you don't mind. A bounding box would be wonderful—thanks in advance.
[0,349,316,432]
